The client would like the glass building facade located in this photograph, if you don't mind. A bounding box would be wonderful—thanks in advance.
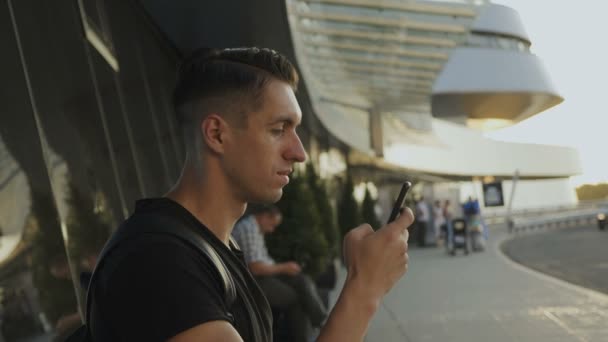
[0,1,181,340]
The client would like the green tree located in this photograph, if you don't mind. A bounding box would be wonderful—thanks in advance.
[306,163,340,258]
[266,169,330,278]
[361,186,381,230]
[337,175,361,240]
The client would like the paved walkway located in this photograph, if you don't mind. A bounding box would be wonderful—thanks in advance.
[330,225,608,342]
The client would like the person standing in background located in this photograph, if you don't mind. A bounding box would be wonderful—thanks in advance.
[432,200,445,246]
[415,197,430,247]
[442,200,454,252]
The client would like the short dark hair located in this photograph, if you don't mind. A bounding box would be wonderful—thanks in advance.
[173,47,299,126]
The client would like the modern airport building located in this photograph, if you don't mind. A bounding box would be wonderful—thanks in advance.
[0,0,580,339]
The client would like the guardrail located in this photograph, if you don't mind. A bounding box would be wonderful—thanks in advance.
[487,200,607,217]
[483,199,608,226]
[511,209,601,233]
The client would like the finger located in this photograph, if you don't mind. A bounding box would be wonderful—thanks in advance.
[401,227,410,241]
[397,239,408,256]
[346,223,374,241]
[394,254,409,272]
[391,207,415,232]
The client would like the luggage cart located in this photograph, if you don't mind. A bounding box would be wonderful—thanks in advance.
[450,218,469,256]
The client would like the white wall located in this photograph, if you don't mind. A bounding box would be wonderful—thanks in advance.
[383,118,582,178]
[458,177,578,215]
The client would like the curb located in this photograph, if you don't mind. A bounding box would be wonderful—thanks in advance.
[495,231,608,304]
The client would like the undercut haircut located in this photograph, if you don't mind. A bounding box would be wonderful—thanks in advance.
[173,47,299,133]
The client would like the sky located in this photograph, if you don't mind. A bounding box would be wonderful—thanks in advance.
[483,1,608,186]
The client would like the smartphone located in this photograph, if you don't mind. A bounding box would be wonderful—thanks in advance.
[386,181,412,224]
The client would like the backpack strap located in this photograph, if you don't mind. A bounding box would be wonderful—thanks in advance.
[229,235,241,251]
[220,252,266,342]
[131,213,238,307]
[126,214,266,341]
[84,213,238,333]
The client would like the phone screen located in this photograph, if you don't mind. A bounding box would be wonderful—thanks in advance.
[386,181,412,224]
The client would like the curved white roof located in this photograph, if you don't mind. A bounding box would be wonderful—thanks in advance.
[314,104,582,178]
[285,0,579,178]
[383,118,582,178]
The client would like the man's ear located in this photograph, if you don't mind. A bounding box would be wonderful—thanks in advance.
[201,114,228,154]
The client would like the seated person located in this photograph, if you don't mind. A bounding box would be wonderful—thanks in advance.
[232,204,327,342]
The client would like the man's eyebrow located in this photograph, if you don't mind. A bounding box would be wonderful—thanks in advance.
[268,114,301,126]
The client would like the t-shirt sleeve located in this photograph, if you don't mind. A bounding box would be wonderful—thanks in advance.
[103,235,231,341]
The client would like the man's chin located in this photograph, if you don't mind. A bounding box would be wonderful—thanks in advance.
[268,189,283,203]
[249,189,283,204]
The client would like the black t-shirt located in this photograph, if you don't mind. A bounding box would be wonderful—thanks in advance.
[90,198,273,341]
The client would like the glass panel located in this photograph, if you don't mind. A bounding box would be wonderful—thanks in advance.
[0,0,180,340]
[136,35,184,179]
[103,0,181,196]
[88,41,145,212]
[0,2,81,340]
[300,2,475,26]
[80,0,114,51]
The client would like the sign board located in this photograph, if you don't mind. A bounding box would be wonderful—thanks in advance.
[482,181,504,207]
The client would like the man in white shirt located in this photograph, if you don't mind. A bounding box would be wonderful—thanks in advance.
[416,197,430,247]
[433,200,445,246]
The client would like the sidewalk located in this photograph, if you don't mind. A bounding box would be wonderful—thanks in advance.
[329,225,608,342]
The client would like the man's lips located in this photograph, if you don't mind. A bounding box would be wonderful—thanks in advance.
[277,169,292,185]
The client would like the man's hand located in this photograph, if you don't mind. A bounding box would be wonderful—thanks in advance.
[316,209,415,342]
[279,261,302,276]
[342,208,414,304]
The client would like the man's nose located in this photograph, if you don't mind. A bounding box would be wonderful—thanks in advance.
[285,132,307,163]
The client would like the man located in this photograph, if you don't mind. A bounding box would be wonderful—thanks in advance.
[463,197,487,251]
[432,200,445,246]
[442,199,454,252]
[232,205,326,342]
[89,47,414,341]
[415,196,430,247]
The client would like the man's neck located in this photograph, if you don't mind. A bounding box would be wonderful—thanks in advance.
[165,162,246,246]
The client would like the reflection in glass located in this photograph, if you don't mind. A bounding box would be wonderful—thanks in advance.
[0,0,182,340]
[64,181,111,276]
[29,190,79,337]
[0,135,77,341]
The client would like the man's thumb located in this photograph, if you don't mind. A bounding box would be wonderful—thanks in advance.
[391,207,415,232]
